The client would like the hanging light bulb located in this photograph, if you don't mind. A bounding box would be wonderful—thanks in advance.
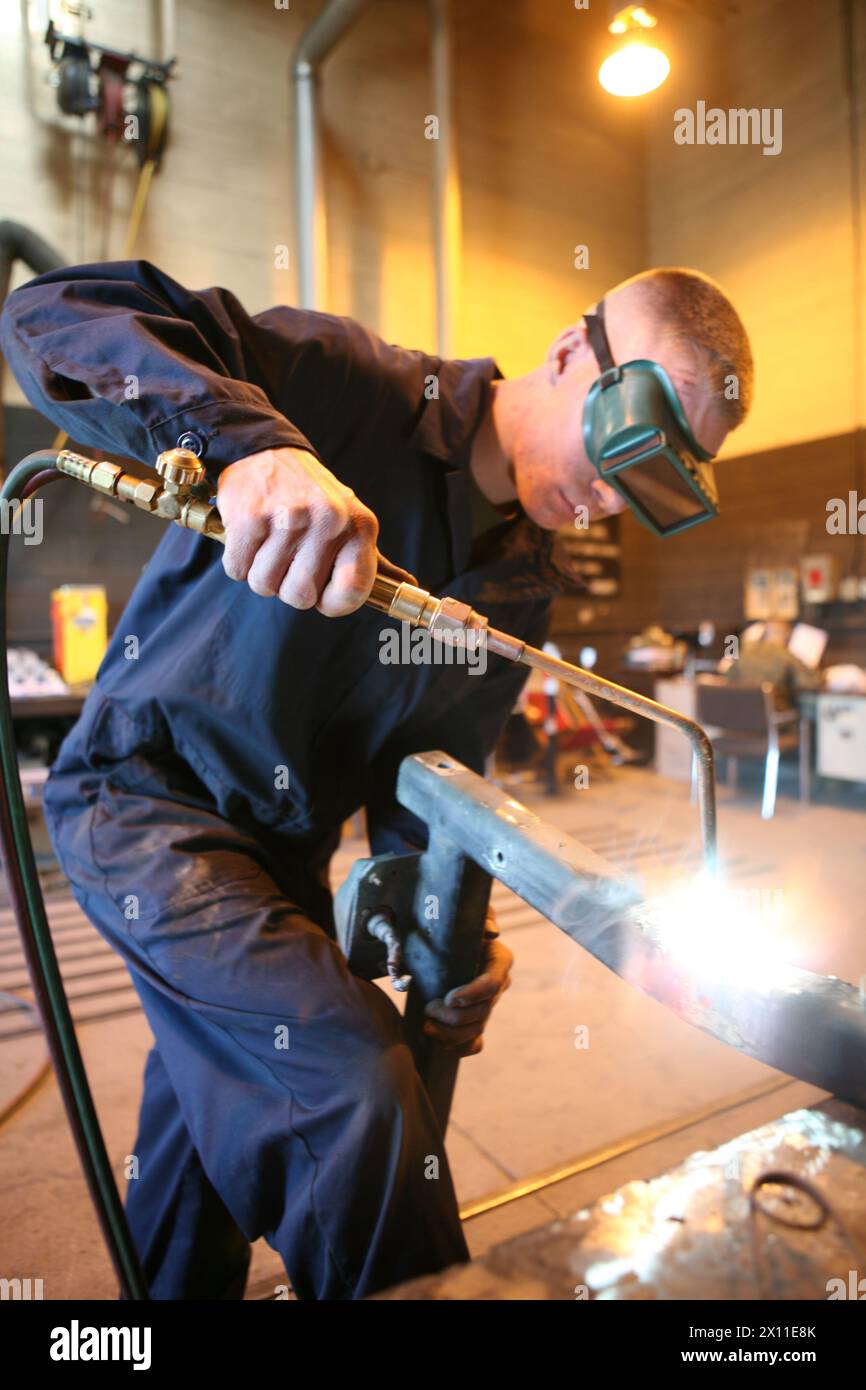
[599,5,670,98]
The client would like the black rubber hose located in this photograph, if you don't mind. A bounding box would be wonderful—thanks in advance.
[0,221,65,301]
[0,452,148,1300]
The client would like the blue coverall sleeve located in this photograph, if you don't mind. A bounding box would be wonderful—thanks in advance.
[0,259,317,471]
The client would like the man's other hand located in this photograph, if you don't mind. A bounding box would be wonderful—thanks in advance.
[422,914,513,1058]
[217,446,414,615]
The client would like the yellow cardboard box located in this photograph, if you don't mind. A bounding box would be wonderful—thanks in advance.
[51,585,108,685]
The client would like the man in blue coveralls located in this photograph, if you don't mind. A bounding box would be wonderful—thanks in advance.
[1,262,752,1299]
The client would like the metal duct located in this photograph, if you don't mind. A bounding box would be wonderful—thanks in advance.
[291,0,461,354]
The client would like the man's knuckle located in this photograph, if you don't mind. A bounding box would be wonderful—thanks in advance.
[316,594,346,617]
[319,589,363,617]
[284,502,312,533]
[280,576,317,609]
[352,505,378,539]
[222,551,249,582]
[320,501,349,538]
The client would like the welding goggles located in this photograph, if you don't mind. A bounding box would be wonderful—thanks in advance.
[582,300,719,538]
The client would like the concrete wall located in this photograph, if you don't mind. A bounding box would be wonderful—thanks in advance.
[9,1,858,449]
[1,0,646,402]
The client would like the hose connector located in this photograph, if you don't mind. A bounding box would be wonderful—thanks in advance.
[55,448,225,541]
[366,576,488,641]
[55,451,123,494]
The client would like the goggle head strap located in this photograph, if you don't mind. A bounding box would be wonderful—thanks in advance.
[584,299,616,376]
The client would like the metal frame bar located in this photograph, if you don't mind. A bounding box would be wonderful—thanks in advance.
[337,750,866,1133]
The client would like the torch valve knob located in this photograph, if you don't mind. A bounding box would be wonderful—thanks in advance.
[155,449,207,490]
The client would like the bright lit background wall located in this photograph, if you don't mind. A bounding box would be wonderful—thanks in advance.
[1,0,864,461]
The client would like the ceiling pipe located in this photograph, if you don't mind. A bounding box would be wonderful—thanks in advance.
[291,0,462,355]
[430,0,460,356]
[155,0,177,65]
[291,0,369,310]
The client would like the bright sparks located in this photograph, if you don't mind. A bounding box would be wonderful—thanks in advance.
[637,873,795,992]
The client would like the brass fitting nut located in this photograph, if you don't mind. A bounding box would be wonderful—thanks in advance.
[180,497,225,540]
[132,479,161,511]
[155,492,183,522]
[429,596,488,636]
[89,461,124,495]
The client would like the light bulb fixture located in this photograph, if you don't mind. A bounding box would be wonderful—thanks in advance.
[609,5,657,35]
[599,5,670,98]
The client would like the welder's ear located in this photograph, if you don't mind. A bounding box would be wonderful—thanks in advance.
[546,322,592,384]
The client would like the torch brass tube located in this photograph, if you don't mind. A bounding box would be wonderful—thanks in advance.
[362,576,718,869]
[493,635,718,870]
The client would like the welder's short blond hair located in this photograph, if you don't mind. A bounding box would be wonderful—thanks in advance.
[615,267,754,428]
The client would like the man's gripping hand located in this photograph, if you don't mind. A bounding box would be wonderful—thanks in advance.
[217,446,414,615]
[422,911,513,1059]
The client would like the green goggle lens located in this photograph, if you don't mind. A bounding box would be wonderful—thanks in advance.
[583,359,719,538]
[605,450,715,533]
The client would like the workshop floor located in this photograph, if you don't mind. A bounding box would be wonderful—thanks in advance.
[2,759,862,1299]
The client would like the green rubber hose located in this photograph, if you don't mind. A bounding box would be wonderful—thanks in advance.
[0,452,148,1300]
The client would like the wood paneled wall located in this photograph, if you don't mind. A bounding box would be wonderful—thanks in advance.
[552,428,866,672]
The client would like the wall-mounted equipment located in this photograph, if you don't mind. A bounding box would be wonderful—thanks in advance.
[44,18,174,162]
[41,17,176,263]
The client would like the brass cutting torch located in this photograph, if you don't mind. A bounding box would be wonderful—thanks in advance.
[53,446,718,868]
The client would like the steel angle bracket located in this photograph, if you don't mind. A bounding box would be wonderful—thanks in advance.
[334,752,642,1131]
[334,851,421,982]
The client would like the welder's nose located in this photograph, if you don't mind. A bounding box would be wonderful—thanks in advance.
[589,478,628,516]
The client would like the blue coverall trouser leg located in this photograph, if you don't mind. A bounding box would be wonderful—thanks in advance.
[43,756,470,1300]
